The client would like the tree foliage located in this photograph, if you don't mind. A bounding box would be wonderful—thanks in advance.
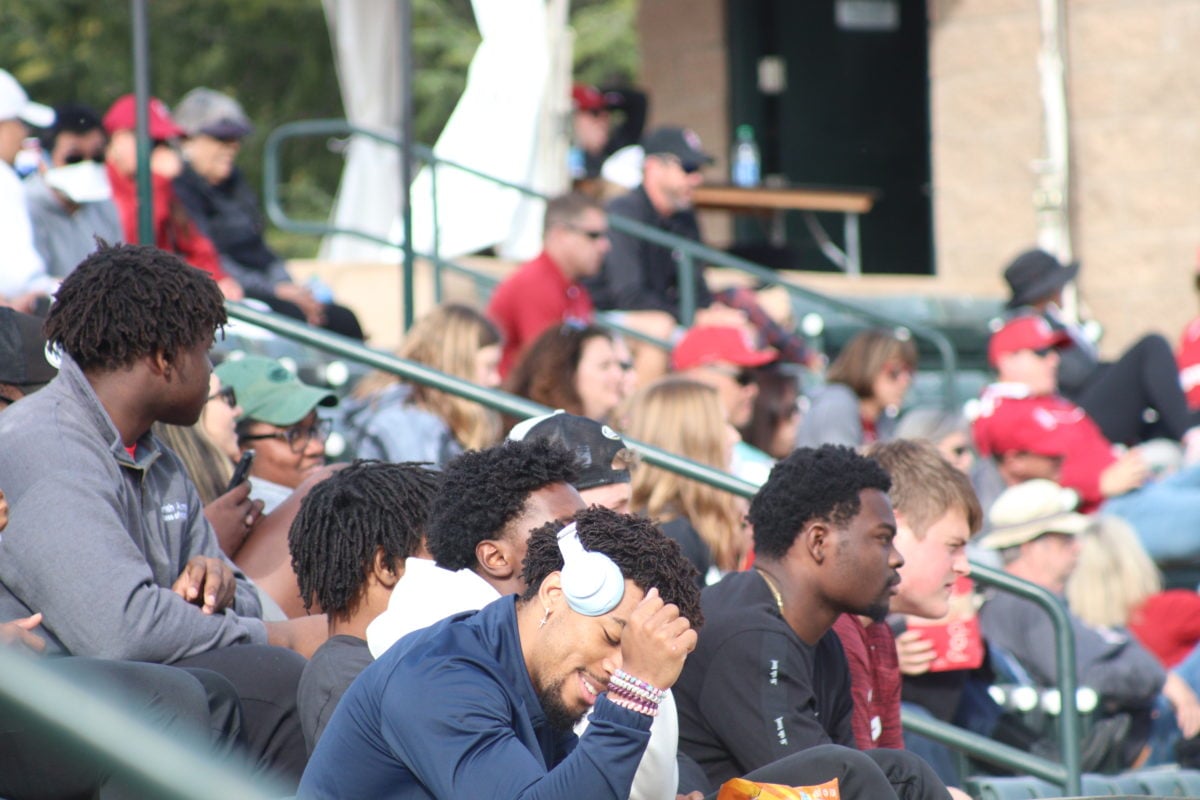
[0,0,636,256]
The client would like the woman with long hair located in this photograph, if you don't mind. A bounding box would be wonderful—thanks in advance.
[343,303,502,466]
[1067,515,1200,760]
[618,377,746,584]
[798,327,918,448]
[504,322,625,423]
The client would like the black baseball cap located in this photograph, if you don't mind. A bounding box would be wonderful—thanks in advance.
[0,309,58,390]
[508,411,634,490]
[641,126,714,167]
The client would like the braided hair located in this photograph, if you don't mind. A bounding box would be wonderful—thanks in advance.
[288,460,440,619]
[44,241,226,371]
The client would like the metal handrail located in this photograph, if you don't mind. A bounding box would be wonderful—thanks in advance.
[224,302,758,499]
[262,119,959,407]
[0,646,281,799]
[909,562,1082,796]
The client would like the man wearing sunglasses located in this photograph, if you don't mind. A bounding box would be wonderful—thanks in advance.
[25,103,125,281]
[216,355,338,515]
[975,315,1200,564]
[585,127,751,379]
[487,192,608,376]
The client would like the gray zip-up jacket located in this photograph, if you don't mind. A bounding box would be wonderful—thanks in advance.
[0,354,266,662]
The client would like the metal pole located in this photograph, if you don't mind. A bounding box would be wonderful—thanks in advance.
[399,0,415,332]
[131,0,154,245]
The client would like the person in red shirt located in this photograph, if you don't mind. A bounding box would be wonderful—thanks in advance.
[975,315,1200,564]
[487,192,606,376]
[102,94,241,301]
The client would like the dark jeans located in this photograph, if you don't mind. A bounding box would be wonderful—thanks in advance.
[175,644,308,790]
[700,744,950,800]
[0,658,241,800]
[246,290,365,341]
[1070,334,1200,445]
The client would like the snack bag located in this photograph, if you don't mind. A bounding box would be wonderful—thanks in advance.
[716,776,840,799]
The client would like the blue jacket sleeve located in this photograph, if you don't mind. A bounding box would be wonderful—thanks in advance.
[382,666,651,799]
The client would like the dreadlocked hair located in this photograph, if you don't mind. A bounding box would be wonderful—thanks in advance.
[288,460,440,619]
[44,241,226,371]
[426,439,580,571]
[520,506,704,629]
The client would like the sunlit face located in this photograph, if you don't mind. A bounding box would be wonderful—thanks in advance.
[890,509,971,619]
[689,362,757,428]
[202,374,242,461]
[530,577,645,731]
[550,208,610,281]
[241,409,326,489]
[574,336,624,421]
[997,347,1060,396]
[645,154,703,212]
[1024,532,1081,593]
[474,343,501,389]
[579,481,632,514]
[0,118,29,166]
[183,133,241,185]
[825,489,903,621]
[871,360,913,411]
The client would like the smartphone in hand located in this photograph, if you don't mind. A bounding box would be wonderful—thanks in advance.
[226,449,255,494]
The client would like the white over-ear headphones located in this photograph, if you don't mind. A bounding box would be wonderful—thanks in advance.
[556,521,625,616]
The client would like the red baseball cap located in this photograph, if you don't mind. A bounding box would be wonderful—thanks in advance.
[102,94,185,139]
[987,315,1070,368]
[571,84,607,113]
[973,399,1071,458]
[671,326,777,371]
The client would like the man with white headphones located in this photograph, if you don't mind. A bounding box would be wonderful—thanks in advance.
[301,507,701,799]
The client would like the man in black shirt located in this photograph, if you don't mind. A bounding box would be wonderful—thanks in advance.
[674,445,950,799]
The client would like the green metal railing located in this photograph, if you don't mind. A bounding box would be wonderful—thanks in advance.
[225,302,757,499]
[0,646,281,799]
[901,563,1082,796]
[263,119,960,407]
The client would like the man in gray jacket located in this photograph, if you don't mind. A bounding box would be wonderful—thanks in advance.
[0,243,315,786]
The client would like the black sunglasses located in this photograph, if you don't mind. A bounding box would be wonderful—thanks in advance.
[62,152,106,165]
[565,223,609,241]
[207,385,237,408]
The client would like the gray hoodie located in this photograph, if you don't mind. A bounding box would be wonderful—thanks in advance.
[0,354,266,662]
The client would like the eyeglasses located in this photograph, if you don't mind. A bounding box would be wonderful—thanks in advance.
[239,418,332,454]
[207,385,237,408]
[62,152,105,165]
[564,223,609,241]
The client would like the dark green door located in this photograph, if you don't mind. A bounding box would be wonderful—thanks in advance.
[727,0,933,275]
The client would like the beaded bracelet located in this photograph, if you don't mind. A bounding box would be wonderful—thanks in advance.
[607,686,659,717]
[611,669,667,705]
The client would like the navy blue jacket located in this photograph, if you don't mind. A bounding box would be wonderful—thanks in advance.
[299,595,652,799]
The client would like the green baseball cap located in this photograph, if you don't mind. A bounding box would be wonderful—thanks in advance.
[215,355,337,427]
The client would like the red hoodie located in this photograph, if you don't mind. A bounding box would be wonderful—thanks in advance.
[106,162,226,281]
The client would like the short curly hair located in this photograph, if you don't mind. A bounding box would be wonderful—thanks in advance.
[427,439,580,571]
[289,460,439,618]
[520,506,703,628]
[749,445,892,560]
[44,241,226,371]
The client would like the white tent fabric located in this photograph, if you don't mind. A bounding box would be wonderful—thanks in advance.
[320,0,402,262]
[320,0,569,264]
